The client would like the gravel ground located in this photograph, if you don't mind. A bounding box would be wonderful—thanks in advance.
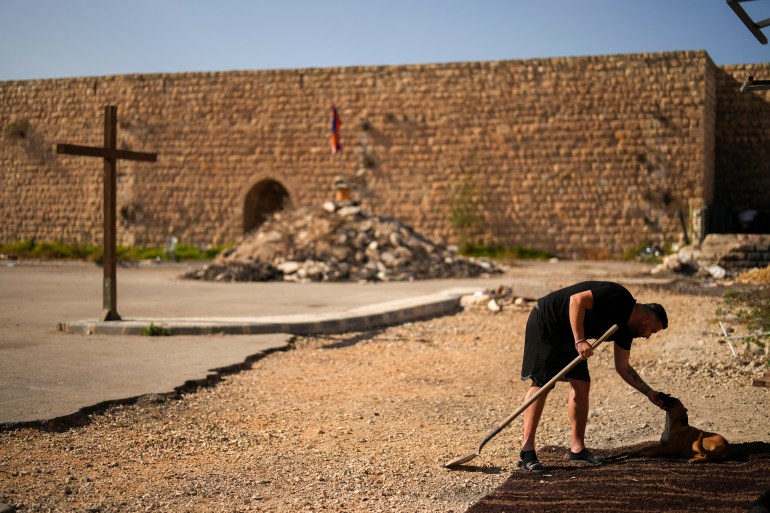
[1,282,769,513]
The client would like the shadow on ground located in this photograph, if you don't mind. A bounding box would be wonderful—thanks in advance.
[465,442,770,513]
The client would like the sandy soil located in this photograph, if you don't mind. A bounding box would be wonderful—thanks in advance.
[1,277,769,512]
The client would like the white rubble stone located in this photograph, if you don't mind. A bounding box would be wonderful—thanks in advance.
[277,261,300,274]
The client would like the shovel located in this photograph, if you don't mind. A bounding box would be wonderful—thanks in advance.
[444,323,619,468]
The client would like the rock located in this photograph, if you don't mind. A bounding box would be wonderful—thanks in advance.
[337,205,361,217]
[706,264,727,279]
[277,261,300,274]
[460,292,490,307]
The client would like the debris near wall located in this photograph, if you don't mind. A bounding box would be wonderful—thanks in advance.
[651,234,770,279]
[459,286,537,313]
[183,202,503,283]
[736,266,770,285]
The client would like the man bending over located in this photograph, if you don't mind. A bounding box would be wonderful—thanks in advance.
[518,281,668,472]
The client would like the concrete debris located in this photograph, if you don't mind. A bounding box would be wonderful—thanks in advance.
[650,246,701,276]
[651,234,770,279]
[705,264,727,279]
[184,203,504,283]
[651,249,731,279]
[487,299,502,313]
[459,291,493,307]
[459,286,536,313]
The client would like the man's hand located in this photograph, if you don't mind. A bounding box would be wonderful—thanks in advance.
[576,340,593,360]
[646,390,665,409]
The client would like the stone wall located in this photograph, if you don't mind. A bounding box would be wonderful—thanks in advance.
[712,63,770,233]
[1,50,766,258]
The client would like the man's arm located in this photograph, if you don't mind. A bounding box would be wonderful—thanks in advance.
[614,343,664,408]
[569,290,594,359]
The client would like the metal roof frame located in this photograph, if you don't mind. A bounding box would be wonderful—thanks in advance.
[727,0,770,44]
[739,75,770,91]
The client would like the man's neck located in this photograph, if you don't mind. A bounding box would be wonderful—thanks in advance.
[627,303,643,329]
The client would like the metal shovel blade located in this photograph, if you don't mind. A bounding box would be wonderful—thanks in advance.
[445,449,480,468]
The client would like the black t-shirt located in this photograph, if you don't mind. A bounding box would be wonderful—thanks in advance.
[536,281,636,350]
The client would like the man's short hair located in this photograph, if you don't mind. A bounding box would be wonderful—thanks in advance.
[645,303,668,329]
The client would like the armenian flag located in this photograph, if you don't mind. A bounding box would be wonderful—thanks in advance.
[330,104,342,154]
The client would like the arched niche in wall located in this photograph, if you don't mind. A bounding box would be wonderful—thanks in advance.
[243,179,290,234]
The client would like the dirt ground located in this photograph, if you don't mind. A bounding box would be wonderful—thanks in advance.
[466,442,770,513]
[1,272,769,512]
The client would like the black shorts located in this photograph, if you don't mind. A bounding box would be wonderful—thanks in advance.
[520,306,590,387]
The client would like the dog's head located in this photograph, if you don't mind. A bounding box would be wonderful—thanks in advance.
[659,392,689,425]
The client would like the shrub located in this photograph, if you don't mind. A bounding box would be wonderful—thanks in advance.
[142,322,171,336]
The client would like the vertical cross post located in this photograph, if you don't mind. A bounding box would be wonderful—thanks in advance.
[103,106,119,320]
[57,106,157,321]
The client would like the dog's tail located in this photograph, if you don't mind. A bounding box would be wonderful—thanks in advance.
[693,432,706,455]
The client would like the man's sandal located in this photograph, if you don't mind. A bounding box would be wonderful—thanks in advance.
[569,449,604,466]
[516,459,549,473]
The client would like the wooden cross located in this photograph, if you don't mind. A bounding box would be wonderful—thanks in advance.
[57,106,157,321]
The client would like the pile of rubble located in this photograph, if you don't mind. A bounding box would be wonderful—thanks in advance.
[651,244,731,279]
[184,202,503,283]
[651,234,770,280]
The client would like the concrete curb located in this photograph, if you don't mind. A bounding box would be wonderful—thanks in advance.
[60,288,480,336]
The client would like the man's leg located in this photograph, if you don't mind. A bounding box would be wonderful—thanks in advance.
[521,385,551,452]
[568,378,590,453]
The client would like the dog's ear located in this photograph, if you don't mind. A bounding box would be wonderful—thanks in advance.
[658,392,672,409]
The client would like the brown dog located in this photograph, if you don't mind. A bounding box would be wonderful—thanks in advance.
[639,393,730,463]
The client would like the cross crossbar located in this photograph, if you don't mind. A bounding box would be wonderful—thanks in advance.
[57,143,157,162]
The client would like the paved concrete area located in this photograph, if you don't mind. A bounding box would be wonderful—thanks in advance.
[0,259,658,426]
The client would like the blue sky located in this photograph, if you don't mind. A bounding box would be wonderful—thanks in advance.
[1,0,768,82]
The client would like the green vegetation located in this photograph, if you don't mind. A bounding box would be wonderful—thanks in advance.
[458,243,553,261]
[621,240,672,262]
[720,287,770,334]
[447,162,551,262]
[142,322,171,337]
[0,238,227,263]
[448,162,487,253]
[0,239,100,260]
[718,287,770,367]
